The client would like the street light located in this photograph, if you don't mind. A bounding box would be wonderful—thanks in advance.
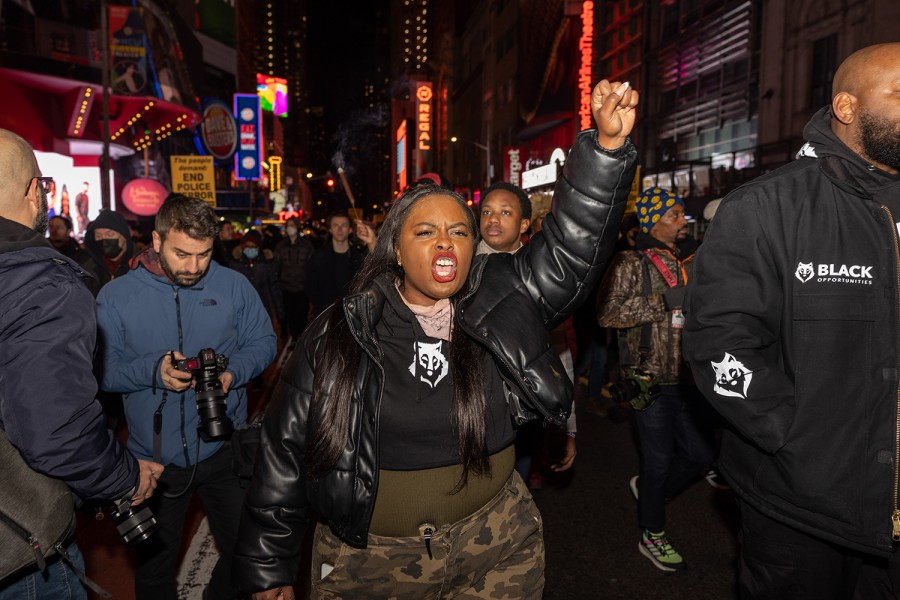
[450,136,491,186]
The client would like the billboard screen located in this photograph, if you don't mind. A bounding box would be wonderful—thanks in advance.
[34,151,115,240]
[256,74,288,118]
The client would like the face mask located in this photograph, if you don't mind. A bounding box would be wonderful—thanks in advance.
[286,226,298,237]
[243,247,259,260]
[100,239,122,258]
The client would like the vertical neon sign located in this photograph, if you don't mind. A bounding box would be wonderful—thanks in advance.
[396,120,408,191]
[234,94,262,180]
[578,1,595,131]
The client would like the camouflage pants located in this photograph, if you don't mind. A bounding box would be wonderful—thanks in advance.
[311,472,545,599]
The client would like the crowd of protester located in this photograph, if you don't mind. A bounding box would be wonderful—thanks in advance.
[3,44,900,600]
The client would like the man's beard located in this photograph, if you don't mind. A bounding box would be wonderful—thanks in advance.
[858,110,900,172]
[32,186,49,234]
[159,250,207,287]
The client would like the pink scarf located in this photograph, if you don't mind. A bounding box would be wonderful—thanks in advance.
[397,284,453,341]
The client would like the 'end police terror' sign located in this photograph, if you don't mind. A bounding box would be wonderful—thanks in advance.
[234,94,262,180]
[171,155,216,205]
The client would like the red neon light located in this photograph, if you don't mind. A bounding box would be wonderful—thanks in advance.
[397,120,408,191]
[578,1,594,131]
[416,83,433,151]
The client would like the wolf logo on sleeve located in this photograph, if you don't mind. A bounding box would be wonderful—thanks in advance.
[710,353,752,399]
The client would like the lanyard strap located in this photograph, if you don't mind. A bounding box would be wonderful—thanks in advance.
[641,250,681,288]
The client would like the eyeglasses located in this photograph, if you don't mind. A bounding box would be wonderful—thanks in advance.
[24,176,54,196]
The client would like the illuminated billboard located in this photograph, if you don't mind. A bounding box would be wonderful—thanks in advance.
[34,151,115,239]
[256,74,288,117]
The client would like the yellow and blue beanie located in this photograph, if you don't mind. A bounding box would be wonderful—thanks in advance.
[636,187,684,234]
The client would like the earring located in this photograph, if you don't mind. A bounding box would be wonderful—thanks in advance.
[397,257,402,267]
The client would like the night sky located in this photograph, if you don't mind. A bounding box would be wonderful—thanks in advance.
[300,0,391,206]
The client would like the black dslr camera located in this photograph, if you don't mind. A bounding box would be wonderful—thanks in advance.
[608,367,661,411]
[108,487,159,544]
[173,348,234,441]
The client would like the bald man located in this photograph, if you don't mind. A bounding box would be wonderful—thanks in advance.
[0,130,162,598]
[682,43,900,598]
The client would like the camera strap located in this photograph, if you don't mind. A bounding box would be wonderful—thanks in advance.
[641,250,681,288]
[153,391,167,465]
[152,390,203,499]
[151,352,172,465]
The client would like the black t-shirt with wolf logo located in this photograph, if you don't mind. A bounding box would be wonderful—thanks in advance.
[376,284,515,470]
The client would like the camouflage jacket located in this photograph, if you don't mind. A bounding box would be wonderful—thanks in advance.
[596,234,698,384]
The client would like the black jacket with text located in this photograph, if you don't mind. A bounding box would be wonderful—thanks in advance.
[233,130,637,592]
[684,107,900,556]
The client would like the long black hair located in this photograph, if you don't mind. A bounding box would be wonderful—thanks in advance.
[306,185,491,487]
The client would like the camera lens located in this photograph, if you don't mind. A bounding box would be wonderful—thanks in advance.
[196,386,234,441]
[110,500,159,544]
[187,349,235,442]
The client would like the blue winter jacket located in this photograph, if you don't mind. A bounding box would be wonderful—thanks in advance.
[0,216,138,501]
[97,255,276,467]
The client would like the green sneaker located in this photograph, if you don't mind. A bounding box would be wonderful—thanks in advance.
[639,529,685,572]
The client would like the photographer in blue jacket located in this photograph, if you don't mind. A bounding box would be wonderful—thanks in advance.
[97,194,276,600]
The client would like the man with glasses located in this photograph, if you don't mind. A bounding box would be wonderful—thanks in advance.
[596,187,715,573]
[0,129,163,599]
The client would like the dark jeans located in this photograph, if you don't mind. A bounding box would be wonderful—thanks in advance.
[135,445,244,600]
[739,500,900,600]
[633,384,714,532]
[0,542,87,600]
[587,335,609,401]
[282,290,310,340]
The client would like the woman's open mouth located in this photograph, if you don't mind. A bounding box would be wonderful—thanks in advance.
[432,252,458,283]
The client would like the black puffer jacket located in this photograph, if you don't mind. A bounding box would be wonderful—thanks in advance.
[233,130,637,592]
[684,107,900,556]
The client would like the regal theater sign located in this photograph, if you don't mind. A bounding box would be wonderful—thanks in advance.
[415,82,433,151]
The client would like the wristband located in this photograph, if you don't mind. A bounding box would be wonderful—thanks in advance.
[566,431,577,438]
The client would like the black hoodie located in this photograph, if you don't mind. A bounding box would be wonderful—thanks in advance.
[684,107,900,555]
[83,209,135,295]
[375,282,514,470]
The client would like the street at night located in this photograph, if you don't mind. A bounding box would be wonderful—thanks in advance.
[2,0,900,599]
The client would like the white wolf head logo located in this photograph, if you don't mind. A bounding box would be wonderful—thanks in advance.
[795,262,814,283]
[408,341,449,388]
[710,353,753,399]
